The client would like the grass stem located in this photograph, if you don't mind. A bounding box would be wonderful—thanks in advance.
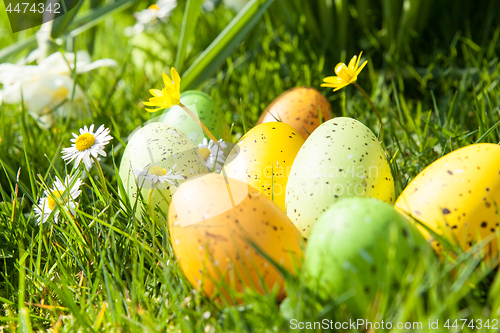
[147,187,157,253]
[92,156,111,206]
[179,102,224,151]
[353,82,384,141]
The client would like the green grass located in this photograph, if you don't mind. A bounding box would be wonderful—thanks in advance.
[1,0,500,331]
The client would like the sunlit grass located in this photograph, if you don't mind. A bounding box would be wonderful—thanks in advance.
[1,0,500,331]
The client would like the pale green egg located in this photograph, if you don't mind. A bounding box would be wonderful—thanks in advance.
[159,91,230,147]
[286,117,395,238]
[305,197,429,316]
[119,122,208,221]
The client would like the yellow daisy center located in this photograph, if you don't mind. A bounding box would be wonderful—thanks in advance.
[149,166,167,176]
[75,133,96,151]
[41,106,51,115]
[47,190,63,210]
[148,4,159,10]
[54,86,69,101]
[198,148,211,161]
[335,63,355,82]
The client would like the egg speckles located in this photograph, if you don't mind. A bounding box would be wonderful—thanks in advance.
[286,117,395,238]
[257,87,333,139]
[222,123,304,212]
[168,173,303,302]
[396,143,500,259]
[119,123,208,219]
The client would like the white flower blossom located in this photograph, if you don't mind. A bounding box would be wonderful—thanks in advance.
[0,50,117,128]
[125,0,177,36]
[198,138,227,173]
[133,164,184,187]
[34,175,83,225]
[61,124,113,170]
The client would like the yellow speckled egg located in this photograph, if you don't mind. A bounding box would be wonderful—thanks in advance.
[221,123,305,212]
[396,143,500,259]
[257,87,333,139]
[168,173,304,303]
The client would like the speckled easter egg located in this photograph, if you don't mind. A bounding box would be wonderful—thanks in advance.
[222,123,304,212]
[257,87,333,139]
[168,173,304,302]
[286,117,395,238]
[159,90,230,146]
[305,197,429,315]
[119,122,208,219]
[396,143,500,260]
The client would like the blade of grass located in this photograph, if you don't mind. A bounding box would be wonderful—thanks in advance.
[181,0,274,90]
[0,35,37,63]
[175,0,204,72]
[51,0,85,38]
[66,0,143,38]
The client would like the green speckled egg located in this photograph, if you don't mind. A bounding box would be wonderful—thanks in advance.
[286,117,395,238]
[159,90,230,146]
[305,197,429,315]
[119,122,208,220]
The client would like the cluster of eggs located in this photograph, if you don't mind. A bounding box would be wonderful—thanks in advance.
[119,87,500,306]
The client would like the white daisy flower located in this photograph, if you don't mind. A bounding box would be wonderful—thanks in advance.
[198,138,227,173]
[202,0,216,11]
[153,0,178,19]
[0,50,117,128]
[133,164,184,187]
[125,0,177,36]
[61,124,113,170]
[34,175,83,225]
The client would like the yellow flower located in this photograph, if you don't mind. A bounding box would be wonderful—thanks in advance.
[321,51,368,92]
[143,67,181,113]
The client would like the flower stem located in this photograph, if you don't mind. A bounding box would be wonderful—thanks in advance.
[179,103,224,150]
[353,82,383,141]
[92,156,110,204]
[147,187,157,253]
[147,188,154,218]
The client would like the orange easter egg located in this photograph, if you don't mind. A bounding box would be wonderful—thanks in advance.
[257,87,333,139]
[168,173,303,303]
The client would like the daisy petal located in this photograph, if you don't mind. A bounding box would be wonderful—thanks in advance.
[94,124,105,136]
[74,153,83,167]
